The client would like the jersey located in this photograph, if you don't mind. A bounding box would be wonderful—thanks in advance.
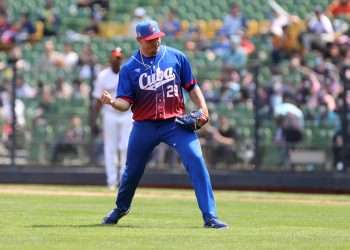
[93,67,132,119]
[117,45,197,121]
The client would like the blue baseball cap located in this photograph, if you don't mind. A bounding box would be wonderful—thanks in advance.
[136,20,165,41]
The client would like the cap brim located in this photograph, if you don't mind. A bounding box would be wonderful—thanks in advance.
[111,50,123,57]
[142,32,165,41]
[111,53,122,58]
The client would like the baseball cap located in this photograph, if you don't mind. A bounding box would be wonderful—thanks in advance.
[111,47,123,57]
[136,20,165,41]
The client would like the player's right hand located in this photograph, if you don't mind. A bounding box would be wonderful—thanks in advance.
[101,90,113,105]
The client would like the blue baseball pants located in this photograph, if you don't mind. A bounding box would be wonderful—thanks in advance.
[115,119,217,221]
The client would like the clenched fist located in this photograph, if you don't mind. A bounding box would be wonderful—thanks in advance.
[100,90,113,105]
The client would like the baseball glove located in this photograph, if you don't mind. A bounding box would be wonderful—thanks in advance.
[175,109,209,131]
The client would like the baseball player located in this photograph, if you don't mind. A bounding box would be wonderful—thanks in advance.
[92,47,133,190]
[100,20,228,229]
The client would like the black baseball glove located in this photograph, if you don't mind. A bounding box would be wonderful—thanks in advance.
[175,109,209,131]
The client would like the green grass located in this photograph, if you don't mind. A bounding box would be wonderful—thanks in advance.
[0,185,350,250]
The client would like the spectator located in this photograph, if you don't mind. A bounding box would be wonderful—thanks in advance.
[218,69,241,104]
[273,99,304,166]
[221,35,247,69]
[83,17,100,36]
[211,34,231,57]
[38,39,65,69]
[128,7,149,38]
[0,11,16,49]
[14,12,36,43]
[39,0,61,36]
[198,116,239,168]
[211,116,239,166]
[332,129,350,171]
[54,77,72,100]
[72,78,83,99]
[308,7,334,35]
[15,75,36,98]
[72,78,89,100]
[219,3,247,37]
[268,0,290,37]
[327,0,350,17]
[240,33,255,55]
[201,80,219,103]
[0,0,6,15]
[160,8,181,38]
[77,0,110,21]
[302,6,335,51]
[271,24,302,64]
[33,84,56,125]
[62,42,79,69]
[51,115,85,163]
[296,75,313,106]
[78,44,99,80]
[0,87,26,148]
[314,102,340,128]
[182,22,200,41]
[240,71,255,105]
[1,85,26,128]
[325,42,342,66]
[8,46,31,71]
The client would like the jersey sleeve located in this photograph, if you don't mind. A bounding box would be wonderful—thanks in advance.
[116,66,135,104]
[92,73,103,99]
[179,53,197,92]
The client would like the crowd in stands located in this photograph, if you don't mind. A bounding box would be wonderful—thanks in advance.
[1,0,350,171]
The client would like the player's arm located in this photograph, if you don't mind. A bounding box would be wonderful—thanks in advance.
[92,75,104,134]
[93,98,103,115]
[175,86,209,130]
[100,90,131,111]
[91,98,103,134]
[188,85,209,118]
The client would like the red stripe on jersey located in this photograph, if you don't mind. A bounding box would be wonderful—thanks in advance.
[183,79,197,91]
[131,90,186,121]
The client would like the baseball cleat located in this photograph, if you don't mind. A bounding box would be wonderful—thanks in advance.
[204,218,229,229]
[101,208,129,225]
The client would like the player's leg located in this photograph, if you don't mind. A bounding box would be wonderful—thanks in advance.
[162,123,216,221]
[116,121,158,211]
[103,115,118,189]
[102,122,158,224]
[118,150,127,184]
[102,121,159,224]
[163,124,228,228]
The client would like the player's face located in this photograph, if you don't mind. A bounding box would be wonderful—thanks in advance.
[110,56,123,73]
[139,37,161,56]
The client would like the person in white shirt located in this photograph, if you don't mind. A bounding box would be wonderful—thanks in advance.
[92,47,133,190]
[308,7,334,35]
[127,7,149,38]
[303,6,335,49]
[62,43,79,69]
[273,100,304,167]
